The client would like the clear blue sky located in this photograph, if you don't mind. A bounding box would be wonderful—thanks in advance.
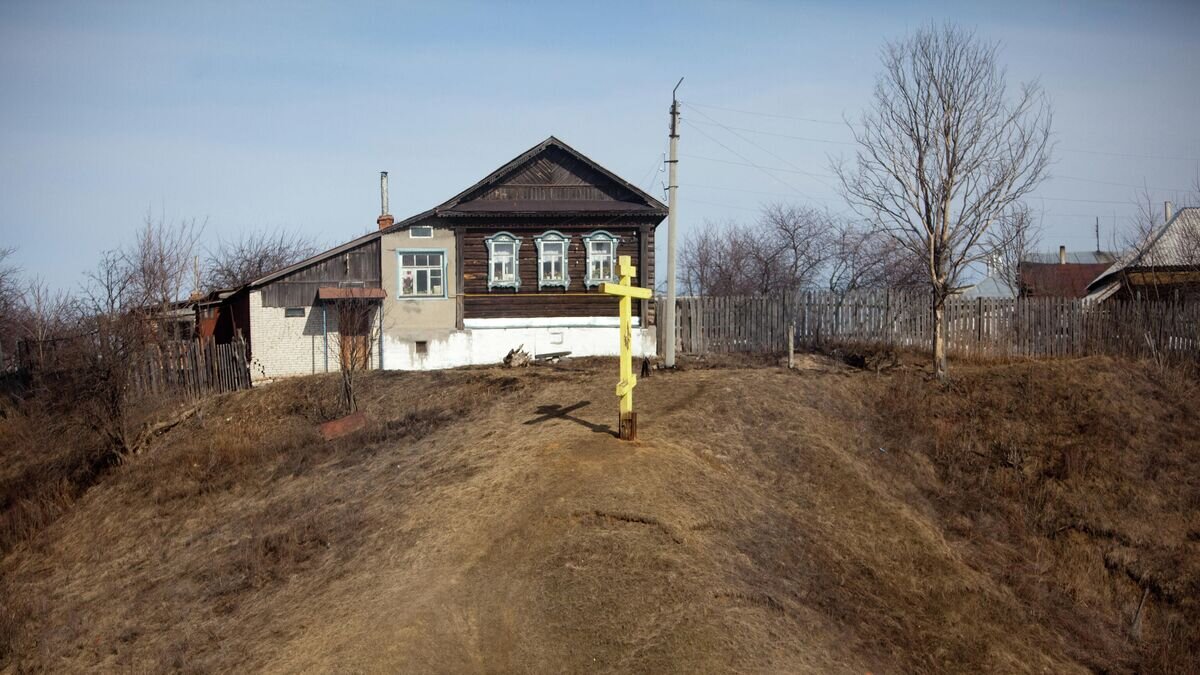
[3,1,1199,291]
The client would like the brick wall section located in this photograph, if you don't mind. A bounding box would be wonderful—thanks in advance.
[248,291,382,381]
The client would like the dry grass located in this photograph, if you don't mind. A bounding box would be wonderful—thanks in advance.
[0,356,1196,672]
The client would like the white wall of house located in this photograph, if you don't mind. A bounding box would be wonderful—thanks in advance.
[380,320,656,371]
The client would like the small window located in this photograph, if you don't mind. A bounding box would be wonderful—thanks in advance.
[484,232,521,290]
[415,341,428,355]
[398,251,445,298]
[535,231,571,289]
[583,231,620,288]
[284,307,305,318]
[410,226,433,238]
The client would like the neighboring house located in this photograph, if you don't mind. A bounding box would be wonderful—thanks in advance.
[1087,206,1200,303]
[963,247,1117,300]
[207,136,666,380]
[1019,247,1117,299]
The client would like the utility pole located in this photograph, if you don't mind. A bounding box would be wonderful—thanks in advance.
[664,77,683,369]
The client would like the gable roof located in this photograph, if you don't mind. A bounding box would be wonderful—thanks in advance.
[421,136,668,219]
[1088,206,1200,292]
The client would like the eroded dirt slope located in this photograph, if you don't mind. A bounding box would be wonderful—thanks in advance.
[2,356,1196,673]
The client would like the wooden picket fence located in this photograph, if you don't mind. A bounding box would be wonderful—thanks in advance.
[658,290,1200,364]
[127,337,251,399]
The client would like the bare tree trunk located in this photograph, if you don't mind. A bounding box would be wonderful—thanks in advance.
[932,298,947,381]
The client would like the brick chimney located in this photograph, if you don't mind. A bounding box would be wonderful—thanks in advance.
[1058,245,1066,265]
[377,171,394,230]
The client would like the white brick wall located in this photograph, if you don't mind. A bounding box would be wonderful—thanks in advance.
[247,292,381,381]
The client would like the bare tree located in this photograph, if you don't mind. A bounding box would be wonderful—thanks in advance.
[983,203,1041,296]
[204,228,319,291]
[123,214,204,339]
[834,23,1052,379]
[679,204,835,296]
[16,277,77,368]
[826,222,926,292]
[328,298,381,413]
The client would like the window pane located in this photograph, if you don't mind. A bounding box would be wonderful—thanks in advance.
[430,253,442,265]
[416,269,429,294]
[402,254,414,266]
[402,270,414,295]
[496,242,512,256]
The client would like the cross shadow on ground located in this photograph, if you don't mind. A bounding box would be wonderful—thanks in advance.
[523,401,615,437]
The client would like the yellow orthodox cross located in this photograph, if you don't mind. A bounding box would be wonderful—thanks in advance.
[602,255,652,440]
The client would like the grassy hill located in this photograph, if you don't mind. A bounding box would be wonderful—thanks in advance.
[2,355,1197,672]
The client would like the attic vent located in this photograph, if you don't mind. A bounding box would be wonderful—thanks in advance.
[410,226,433,238]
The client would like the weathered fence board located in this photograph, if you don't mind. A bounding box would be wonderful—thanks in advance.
[657,291,1200,365]
[128,337,251,400]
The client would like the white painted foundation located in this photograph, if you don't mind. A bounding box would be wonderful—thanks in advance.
[381,320,656,371]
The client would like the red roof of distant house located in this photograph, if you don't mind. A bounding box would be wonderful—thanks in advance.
[1019,262,1112,298]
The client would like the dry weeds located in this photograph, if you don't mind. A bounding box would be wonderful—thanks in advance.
[0,356,1196,673]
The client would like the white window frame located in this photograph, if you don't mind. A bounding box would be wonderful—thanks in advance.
[409,225,434,239]
[485,232,521,290]
[583,230,620,288]
[534,230,571,289]
[397,250,447,299]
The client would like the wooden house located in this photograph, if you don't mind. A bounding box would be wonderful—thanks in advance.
[212,136,666,380]
[1087,205,1200,303]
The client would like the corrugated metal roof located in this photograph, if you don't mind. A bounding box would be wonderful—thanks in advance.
[1088,206,1200,290]
[1024,250,1118,264]
[963,275,1016,298]
[1019,262,1113,298]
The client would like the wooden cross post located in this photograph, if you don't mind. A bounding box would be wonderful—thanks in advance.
[602,255,652,440]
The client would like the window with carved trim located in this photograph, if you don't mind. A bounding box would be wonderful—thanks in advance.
[485,232,521,289]
[535,231,570,289]
[583,231,619,288]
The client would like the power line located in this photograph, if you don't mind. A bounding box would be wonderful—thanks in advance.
[687,118,856,146]
[682,152,834,178]
[685,105,842,192]
[684,151,1137,206]
[1051,174,1194,193]
[686,100,1200,162]
[682,100,845,126]
[684,183,810,198]
[684,197,761,213]
[681,118,823,202]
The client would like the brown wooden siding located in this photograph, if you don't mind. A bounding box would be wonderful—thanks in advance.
[461,221,656,319]
[260,239,381,307]
[468,147,634,203]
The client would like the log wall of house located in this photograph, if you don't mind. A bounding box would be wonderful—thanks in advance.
[460,220,657,319]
